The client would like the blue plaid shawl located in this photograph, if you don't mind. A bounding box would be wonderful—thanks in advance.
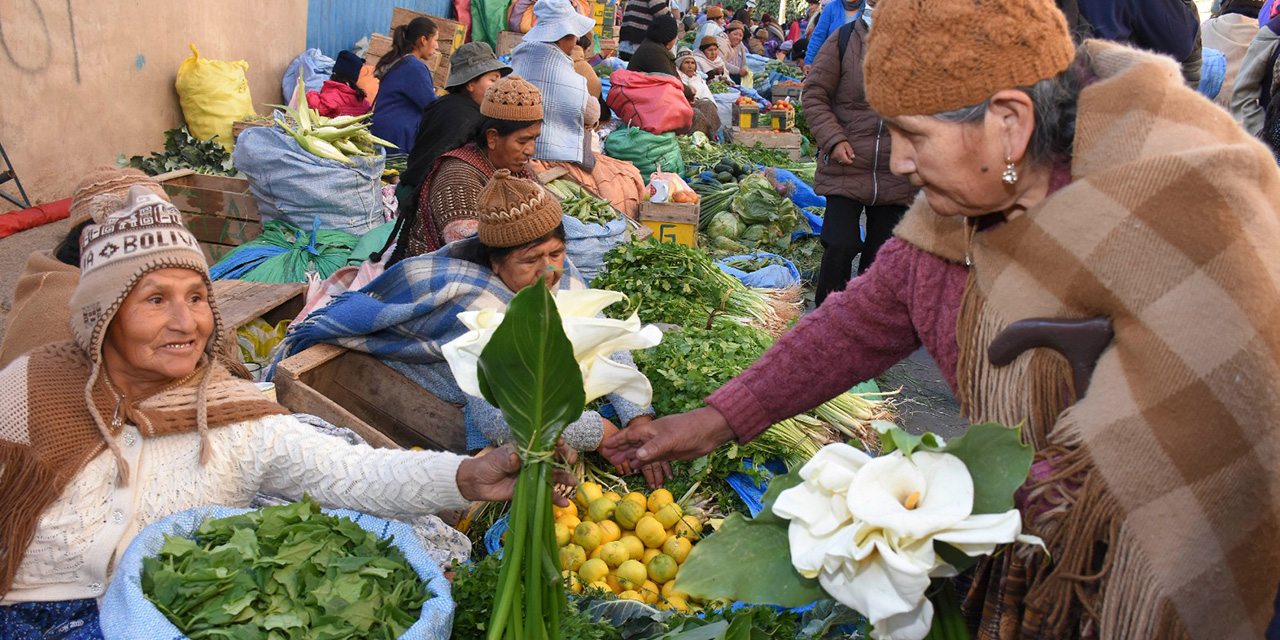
[511,41,588,164]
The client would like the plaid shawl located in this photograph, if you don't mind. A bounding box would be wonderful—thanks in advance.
[896,41,1280,640]
[511,41,589,164]
[281,239,587,398]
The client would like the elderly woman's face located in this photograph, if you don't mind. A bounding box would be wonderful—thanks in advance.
[886,113,1012,217]
[680,58,698,75]
[485,122,542,173]
[704,45,719,60]
[103,268,213,394]
[492,236,566,292]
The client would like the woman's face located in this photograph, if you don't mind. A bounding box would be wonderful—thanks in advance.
[704,45,719,60]
[886,113,1012,217]
[416,32,440,60]
[467,71,503,105]
[679,58,698,75]
[102,268,214,396]
[728,29,743,46]
[485,122,542,172]
[492,236,566,292]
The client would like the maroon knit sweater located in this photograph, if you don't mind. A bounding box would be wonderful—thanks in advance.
[707,237,967,442]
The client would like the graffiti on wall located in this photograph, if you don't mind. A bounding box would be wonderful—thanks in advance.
[0,0,81,83]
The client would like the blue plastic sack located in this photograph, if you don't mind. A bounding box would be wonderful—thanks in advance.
[282,48,334,102]
[101,505,455,640]
[601,76,611,102]
[484,514,510,557]
[744,53,769,75]
[799,207,824,237]
[711,91,741,135]
[1199,47,1227,100]
[234,120,387,236]
[716,252,801,289]
[563,214,627,282]
[765,167,826,209]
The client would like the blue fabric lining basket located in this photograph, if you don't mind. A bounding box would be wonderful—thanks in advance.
[100,505,454,640]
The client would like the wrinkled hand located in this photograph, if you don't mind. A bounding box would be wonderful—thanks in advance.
[457,443,577,505]
[831,141,855,165]
[600,406,736,471]
[624,415,674,488]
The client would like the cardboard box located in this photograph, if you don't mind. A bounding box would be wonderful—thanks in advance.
[391,8,467,55]
[365,32,394,70]
[638,201,699,247]
[732,104,762,130]
[496,31,525,56]
[156,170,261,264]
[727,127,803,161]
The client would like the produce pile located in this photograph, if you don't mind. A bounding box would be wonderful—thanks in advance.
[695,174,806,255]
[272,78,396,165]
[706,79,731,95]
[547,179,623,225]
[764,61,804,80]
[141,497,427,640]
[118,125,236,177]
[678,132,803,174]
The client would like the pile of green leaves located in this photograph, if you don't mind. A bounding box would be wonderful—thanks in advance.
[451,555,620,640]
[141,497,427,640]
[594,63,616,79]
[699,174,806,255]
[546,179,622,225]
[784,234,823,283]
[764,60,803,80]
[632,324,772,417]
[707,79,732,95]
[118,125,236,176]
[678,135,803,175]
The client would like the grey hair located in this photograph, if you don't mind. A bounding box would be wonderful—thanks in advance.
[933,48,1089,167]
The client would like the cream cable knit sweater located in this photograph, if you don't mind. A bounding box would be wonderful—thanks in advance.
[0,354,470,604]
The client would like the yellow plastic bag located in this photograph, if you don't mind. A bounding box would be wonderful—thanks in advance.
[175,44,256,149]
[236,318,290,380]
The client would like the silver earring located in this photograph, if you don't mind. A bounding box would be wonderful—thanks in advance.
[1002,158,1018,186]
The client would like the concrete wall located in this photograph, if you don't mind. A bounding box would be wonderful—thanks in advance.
[0,0,308,212]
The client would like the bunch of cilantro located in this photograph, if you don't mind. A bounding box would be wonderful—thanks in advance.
[141,496,428,640]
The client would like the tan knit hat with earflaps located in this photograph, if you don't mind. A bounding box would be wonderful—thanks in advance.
[477,169,563,248]
[481,74,545,121]
[863,0,1076,118]
[69,167,171,230]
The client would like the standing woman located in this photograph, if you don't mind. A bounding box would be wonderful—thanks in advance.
[803,3,915,306]
[371,17,440,155]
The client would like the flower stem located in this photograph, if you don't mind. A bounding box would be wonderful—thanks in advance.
[925,579,971,640]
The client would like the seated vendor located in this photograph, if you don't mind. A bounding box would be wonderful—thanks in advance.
[694,36,728,78]
[0,186,543,634]
[285,171,659,478]
[390,74,543,263]
[511,0,597,170]
[305,50,373,118]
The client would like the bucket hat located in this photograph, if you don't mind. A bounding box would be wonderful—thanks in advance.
[524,0,597,43]
[446,42,513,89]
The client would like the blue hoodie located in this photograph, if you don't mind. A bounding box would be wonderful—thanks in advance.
[805,0,863,66]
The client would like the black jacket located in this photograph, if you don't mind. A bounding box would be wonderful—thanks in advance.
[398,93,485,217]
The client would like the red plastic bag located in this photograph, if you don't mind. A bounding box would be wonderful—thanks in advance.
[605,69,694,135]
[0,198,71,240]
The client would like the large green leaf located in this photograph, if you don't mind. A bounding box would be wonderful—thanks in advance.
[937,422,1033,515]
[674,512,826,607]
[476,279,586,450]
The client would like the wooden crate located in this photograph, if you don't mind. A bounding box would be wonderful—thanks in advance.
[366,32,394,70]
[732,104,763,130]
[638,201,698,247]
[211,280,307,333]
[772,80,803,101]
[391,8,467,55]
[156,170,261,264]
[727,127,803,162]
[765,108,796,131]
[496,31,524,56]
[275,343,467,453]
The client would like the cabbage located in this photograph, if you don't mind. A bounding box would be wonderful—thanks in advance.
[713,235,749,254]
[707,211,745,239]
[741,224,767,243]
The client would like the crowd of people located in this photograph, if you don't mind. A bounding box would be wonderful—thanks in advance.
[2,0,1280,638]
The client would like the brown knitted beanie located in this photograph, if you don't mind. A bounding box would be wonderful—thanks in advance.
[863,0,1076,118]
[69,167,171,230]
[481,75,546,121]
[477,169,563,248]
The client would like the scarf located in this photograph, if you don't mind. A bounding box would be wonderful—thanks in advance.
[511,41,589,164]
[0,341,288,596]
[896,41,1280,639]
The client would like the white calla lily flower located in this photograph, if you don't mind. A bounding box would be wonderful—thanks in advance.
[774,445,1033,640]
[442,288,662,406]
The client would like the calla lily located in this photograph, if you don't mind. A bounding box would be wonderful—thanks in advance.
[773,445,1033,640]
[442,288,662,406]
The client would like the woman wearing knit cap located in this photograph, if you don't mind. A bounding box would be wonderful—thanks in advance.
[695,5,728,45]
[0,167,170,369]
[389,74,543,263]
[720,20,749,80]
[674,48,723,137]
[305,50,373,118]
[0,187,559,633]
[627,14,683,77]
[693,35,728,77]
[287,171,665,485]
[605,0,1280,637]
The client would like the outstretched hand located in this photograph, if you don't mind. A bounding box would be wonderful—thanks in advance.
[456,443,578,506]
[599,406,737,472]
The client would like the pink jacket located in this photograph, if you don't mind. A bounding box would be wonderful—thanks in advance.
[306,80,373,118]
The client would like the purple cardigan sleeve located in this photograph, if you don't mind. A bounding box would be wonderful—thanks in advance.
[706,238,965,443]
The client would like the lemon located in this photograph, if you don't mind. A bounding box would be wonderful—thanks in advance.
[614,499,646,530]
[624,491,648,507]
[559,544,586,571]
[647,553,679,584]
[557,514,581,531]
[619,589,644,602]
[661,581,689,600]
[708,597,733,611]
[647,488,674,513]
[563,570,583,595]
[619,534,645,561]
[673,515,703,540]
[554,523,571,547]
[642,548,662,564]
[600,540,630,567]
[599,519,622,544]
[654,502,683,529]
[588,497,618,523]
[553,501,578,520]
[663,536,693,564]
[635,515,667,548]
[603,491,623,503]
[587,579,611,594]
[616,559,648,590]
[573,521,603,552]
[640,579,660,604]
[576,482,604,510]
[660,596,691,613]
[580,557,609,583]
[589,545,603,561]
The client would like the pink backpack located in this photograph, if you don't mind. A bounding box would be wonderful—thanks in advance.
[606,69,694,135]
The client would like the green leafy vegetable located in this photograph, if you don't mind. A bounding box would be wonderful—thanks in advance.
[141,496,428,640]
[118,125,236,176]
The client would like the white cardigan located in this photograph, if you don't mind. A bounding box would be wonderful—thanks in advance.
[0,354,470,604]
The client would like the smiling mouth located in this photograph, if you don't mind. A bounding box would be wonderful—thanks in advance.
[161,341,197,351]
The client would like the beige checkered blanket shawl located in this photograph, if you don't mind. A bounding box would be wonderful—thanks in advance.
[897,41,1280,639]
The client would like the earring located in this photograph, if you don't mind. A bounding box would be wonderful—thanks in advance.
[1002,158,1019,186]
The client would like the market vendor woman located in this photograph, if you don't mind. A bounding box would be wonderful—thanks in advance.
[605,0,1280,636]
[288,170,667,485]
[0,187,560,635]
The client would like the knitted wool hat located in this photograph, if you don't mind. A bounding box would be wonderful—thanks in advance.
[699,36,720,50]
[69,167,171,230]
[68,185,223,482]
[863,0,1076,118]
[481,74,546,121]
[647,14,679,44]
[724,20,745,33]
[706,6,725,18]
[477,169,563,248]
